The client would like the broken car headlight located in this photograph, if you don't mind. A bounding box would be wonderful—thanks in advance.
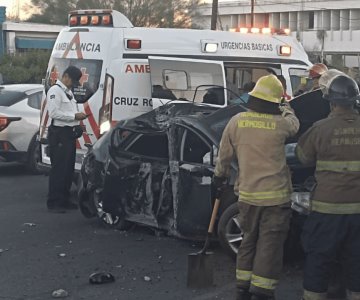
[291,192,310,215]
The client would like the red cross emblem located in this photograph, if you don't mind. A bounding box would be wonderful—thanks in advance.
[50,68,59,85]
[79,68,89,87]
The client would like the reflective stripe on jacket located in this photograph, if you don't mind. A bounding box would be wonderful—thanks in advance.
[236,269,279,291]
[296,111,360,214]
[215,106,299,206]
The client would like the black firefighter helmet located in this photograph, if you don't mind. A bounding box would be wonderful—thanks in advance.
[319,70,360,106]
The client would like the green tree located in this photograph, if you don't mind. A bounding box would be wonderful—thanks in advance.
[26,0,202,28]
[0,50,51,84]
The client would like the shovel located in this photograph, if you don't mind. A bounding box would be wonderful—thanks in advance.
[187,198,220,288]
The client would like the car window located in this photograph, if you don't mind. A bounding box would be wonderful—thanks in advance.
[0,90,26,107]
[180,128,214,165]
[27,91,43,110]
[126,133,169,159]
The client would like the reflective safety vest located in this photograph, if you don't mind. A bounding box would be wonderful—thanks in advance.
[296,111,360,214]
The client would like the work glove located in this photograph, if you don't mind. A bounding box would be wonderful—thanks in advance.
[212,175,228,199]
[279,102,295,117]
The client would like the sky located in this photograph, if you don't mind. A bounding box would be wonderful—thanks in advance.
[0,0,33,19]
[0,0,239,20]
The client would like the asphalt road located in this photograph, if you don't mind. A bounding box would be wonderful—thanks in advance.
[0,163,303,300]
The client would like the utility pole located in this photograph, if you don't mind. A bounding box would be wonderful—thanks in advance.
[16,0,20,21]
[299,0,305,43]
[211,0,218,30]
[251,0,255,27]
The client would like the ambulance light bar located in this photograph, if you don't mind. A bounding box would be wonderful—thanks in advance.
[278,45,292,56]
[230,27,291,35]
[69,13,113,27]
[261,28,272,34]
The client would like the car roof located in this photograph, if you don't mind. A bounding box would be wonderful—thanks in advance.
[116,103,216,132]
[116,102,247,144]
[0,84,44,107]
[175,104,247,143]
[0,84,44,93]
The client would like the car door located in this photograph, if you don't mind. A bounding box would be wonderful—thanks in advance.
[102,130,173,229]
[148,56,227,108]
[168,124,216,239]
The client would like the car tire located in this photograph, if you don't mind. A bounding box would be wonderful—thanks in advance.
[78,180,97,219]
[27,133,43,175]
[217,202,243,258]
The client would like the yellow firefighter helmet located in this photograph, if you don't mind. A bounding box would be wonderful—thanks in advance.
[248,74,284,104]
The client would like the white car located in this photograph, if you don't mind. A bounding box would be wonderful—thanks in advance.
[0,84,44,173]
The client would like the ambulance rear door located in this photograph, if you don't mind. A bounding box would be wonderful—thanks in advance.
[148,56,227,109]
[282,64,311,97]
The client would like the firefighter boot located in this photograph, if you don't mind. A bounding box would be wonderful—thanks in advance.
[236,288,252,300]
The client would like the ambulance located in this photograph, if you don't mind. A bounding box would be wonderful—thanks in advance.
[39,9,312,171]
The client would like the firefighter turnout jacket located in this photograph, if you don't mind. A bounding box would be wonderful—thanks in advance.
[215,106,299,206]
[296,110,360,214]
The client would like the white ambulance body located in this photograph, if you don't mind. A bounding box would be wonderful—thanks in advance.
[39,9,311,171]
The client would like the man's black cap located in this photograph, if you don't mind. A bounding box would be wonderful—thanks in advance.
[63,66,82,86]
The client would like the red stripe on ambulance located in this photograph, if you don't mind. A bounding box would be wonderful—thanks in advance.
[62,32,83,59]
[83,102,100,139]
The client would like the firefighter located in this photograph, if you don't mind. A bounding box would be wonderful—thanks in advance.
[296,71,360,300]
[295,63,328,96]
[213,74,300,300]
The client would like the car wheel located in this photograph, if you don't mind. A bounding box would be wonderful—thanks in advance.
[78,176,97,219]
[27,134,42,175]
[217,202,243,258]
[92,188,131,230]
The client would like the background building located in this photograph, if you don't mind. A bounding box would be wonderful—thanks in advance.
[196,0,360,78]
[0,6,63,56]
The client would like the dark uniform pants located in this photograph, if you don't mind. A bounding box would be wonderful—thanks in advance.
[47,125,76,208]
[236,201,291,297]
[302,212,360,300]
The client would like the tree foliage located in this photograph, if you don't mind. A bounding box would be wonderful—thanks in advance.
[0,51,51,84]
[26,0,203,28]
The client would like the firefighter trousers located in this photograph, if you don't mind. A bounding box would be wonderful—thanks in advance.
[236,201,291,297]
[47,125,76,208]
[302,212,360,300]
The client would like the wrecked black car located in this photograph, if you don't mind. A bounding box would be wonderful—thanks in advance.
[78,91,330,257]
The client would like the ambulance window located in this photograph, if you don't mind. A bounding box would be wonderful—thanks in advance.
[150,59,225,104]
[229,67,279,93]
[225,65,280,103]
[289,68,311,95]
[164,70,188,90]
[45,58,103,103]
